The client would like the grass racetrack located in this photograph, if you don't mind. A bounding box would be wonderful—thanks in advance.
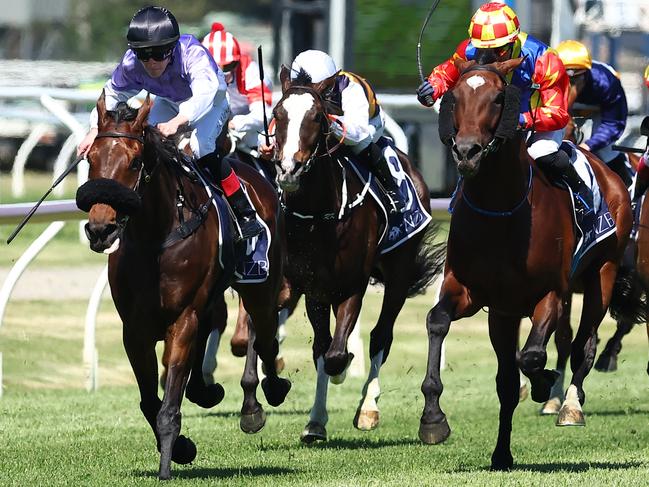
[2,292,649,486]
[2,173,649,485]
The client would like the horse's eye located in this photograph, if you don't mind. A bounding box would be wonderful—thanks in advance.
[130,157,143,171]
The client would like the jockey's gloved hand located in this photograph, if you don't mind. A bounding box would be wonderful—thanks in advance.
[417,81,435,107]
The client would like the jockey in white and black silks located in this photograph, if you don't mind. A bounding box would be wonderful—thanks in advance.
[77,6,263,239]
[260,49,407,214]
[417,2,593,216]
[556,40,631,185]
[202,23,273,154]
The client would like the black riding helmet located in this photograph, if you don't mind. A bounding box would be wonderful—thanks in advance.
[127,6,180,49]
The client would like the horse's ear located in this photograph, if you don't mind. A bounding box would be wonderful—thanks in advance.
[454,58,475,74]
[96,90,107,127]
[134,94,151,128]
[496,56,524,76]
[279,65,292,93]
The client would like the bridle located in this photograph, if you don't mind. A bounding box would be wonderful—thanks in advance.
[274,85,347,175]
[95,130,156,188]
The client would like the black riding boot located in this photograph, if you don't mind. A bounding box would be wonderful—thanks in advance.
[362,143,406,214]
[537,150,593,216]
[198,151,263,240]
[227,187,264,240]
[632,176,649,206]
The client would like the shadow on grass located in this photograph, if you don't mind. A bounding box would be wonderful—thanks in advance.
[588,408,649,417]
[302,437,420,450]
[453,461,643,473]
[134,466,298,480]
[201,408,314,418]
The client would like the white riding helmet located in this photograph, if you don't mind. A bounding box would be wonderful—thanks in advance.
[290,50,339,83]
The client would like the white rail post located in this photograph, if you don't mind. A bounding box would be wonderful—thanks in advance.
[11,123,51,197]
[84,265,108,392]
[52,133,79,197]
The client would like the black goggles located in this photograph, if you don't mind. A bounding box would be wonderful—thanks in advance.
[135,46,174,62]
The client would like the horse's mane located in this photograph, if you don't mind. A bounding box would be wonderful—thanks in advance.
[106,102,140,123]
[292,68,313,86]
[143,126,184,164]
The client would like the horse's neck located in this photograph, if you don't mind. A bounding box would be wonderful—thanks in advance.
[127,162,178,244]
[283,156,342,215]
[463,138,530,208]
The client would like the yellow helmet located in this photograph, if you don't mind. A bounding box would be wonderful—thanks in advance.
[644,65,649,89]
[468,2,520,49]
[555,40,592,71]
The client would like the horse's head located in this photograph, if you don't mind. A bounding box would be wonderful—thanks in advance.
[439,57,523,178]
[76,91,151,253]
[271,65,343,192]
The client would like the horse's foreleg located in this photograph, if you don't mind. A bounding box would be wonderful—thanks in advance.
[541,293,572,415]
[325,293,363,378]
[488,312,521,471]
[420,276,477,445]
[354,280,409,431]
[123,327,161,449]
[239,316,266,433]
[520,291,562,404]
[157,309,199,480]
[594,319,634,373]
[558,263,616,427]
[301,296,332,443]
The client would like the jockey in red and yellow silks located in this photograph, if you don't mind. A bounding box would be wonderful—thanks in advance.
[417,2,593,215]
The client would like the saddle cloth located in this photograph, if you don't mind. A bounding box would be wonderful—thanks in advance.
[347,138,432,254]
[561,141,616,276]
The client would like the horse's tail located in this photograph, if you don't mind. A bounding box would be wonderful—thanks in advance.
[405,221,446,298]
[609,263,647,326]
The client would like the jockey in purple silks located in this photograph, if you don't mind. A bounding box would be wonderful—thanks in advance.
[77,5,263,239]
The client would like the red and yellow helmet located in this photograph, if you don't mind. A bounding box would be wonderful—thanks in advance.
[469,2,520,49]
[555,40,592,71]
[644,65,649,89]
[201,23,241,67]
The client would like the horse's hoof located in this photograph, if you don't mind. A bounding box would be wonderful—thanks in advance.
[240,409,267,434]
[519,382,529,402]
[594,353,617,373]
[300,421,327,444]
[556,404,585,426]
[539,397,562,415]
[171,435,197,465]
[353,409,380,431]
[230,339,248,358]
[418,418,451,445]
[186,383,225,409]
[261,377,292,407]
[324,352,353,377]
[530,369,560,403]
[490,449,514,471]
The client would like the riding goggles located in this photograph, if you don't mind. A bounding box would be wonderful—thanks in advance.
[135,46,174,62]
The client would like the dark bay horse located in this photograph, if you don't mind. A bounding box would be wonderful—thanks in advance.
[418,58,631,470]
[271,66,444,442]
[75,93,290,480]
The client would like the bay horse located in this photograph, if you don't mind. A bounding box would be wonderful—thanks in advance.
[271,66,444,442]
[418,58,631,470]
[75,93,290,480]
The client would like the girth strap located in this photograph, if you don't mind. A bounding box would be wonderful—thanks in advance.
[161,201,210,249]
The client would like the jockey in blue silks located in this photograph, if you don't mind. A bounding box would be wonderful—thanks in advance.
[556,40,631,186]
[77,5,263,239]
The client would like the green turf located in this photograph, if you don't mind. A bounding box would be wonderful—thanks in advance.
[1,291,649,485]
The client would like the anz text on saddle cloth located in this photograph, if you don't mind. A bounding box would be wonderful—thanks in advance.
[90,34,230,159]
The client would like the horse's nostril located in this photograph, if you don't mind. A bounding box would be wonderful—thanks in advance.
[101,223,118,240]
[456,143,483,161]
[85,222,118,242]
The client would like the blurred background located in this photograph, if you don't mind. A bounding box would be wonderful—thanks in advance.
[0,0,648,198]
